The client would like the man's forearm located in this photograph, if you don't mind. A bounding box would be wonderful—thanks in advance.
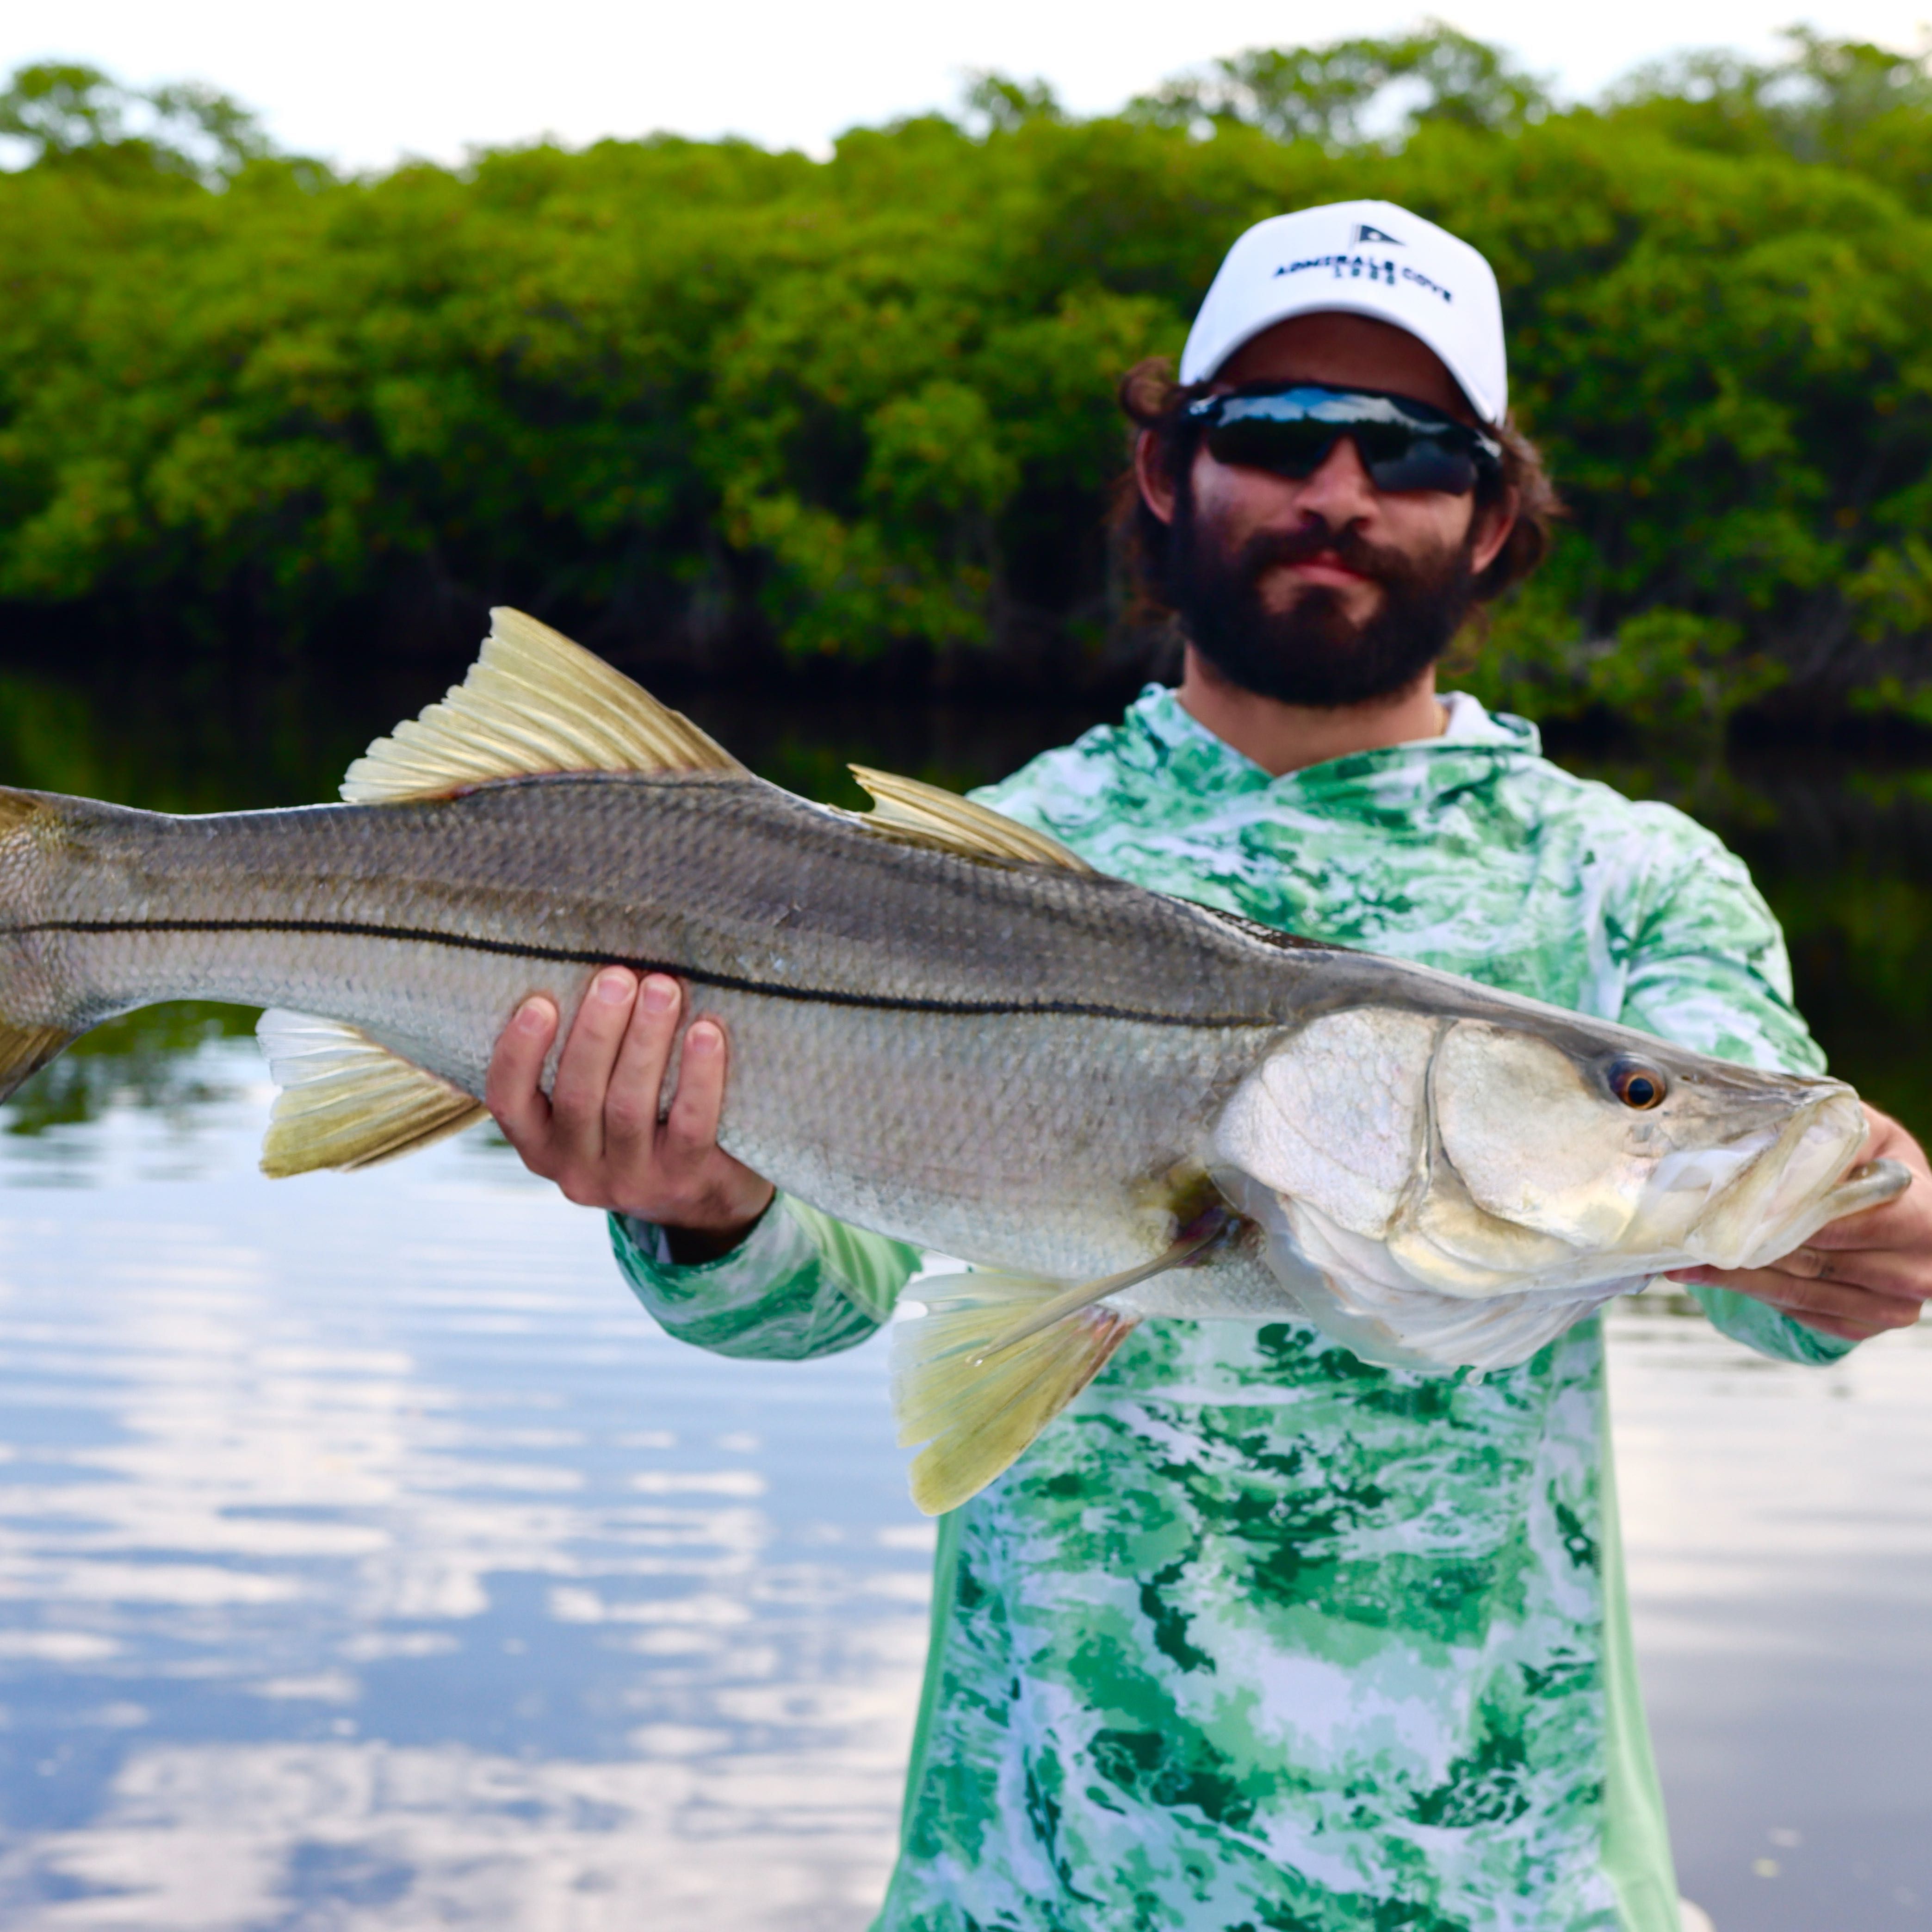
[612,1194,921,1363]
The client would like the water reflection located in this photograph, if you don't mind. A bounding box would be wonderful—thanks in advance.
[0,1006,258,1158]
[1611,1295,1932,1927]
[0,1041,931,1929]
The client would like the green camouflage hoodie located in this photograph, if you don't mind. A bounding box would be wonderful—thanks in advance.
[612,687,1848,1931]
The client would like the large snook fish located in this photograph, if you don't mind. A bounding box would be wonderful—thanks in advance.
[0,612,1905,1511]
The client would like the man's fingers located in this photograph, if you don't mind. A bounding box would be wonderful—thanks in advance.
[645,1012,775,1237]
[1806,1193,1926,1252]
[486,996,559,1152]
[1761,1244,1932,1300]
[603,975,681,1169]
[483,971,774,1235]
[549,968,640,1163]
[663,1018,729,1162]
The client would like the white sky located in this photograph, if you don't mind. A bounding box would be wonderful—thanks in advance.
[4,0,1930,171]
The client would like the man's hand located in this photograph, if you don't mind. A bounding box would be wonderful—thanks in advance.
[486,967,775,1259]
[1673,1104,1932,1343]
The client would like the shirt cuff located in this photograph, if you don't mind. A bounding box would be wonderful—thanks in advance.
[1688,1281,1860,1366]
[610,1194,817,1307]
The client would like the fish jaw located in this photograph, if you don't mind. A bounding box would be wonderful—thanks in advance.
[1677,1084,1884,1269]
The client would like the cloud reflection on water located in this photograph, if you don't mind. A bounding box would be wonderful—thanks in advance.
[0,1037,929,1929]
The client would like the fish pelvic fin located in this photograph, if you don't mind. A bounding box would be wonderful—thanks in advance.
[891,1270,1138,1516]
[341,607,747,804]
[845,767,1093,874]
[257,1009,488,1177]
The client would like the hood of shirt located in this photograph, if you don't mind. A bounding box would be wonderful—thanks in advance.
[1115,682,1541,808]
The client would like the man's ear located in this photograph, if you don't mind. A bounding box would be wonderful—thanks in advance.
[1134,429,1179,526]
[1469,484,1520,578]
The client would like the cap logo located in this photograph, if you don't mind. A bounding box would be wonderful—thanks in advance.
[1271,254,1455,303]
[1352,223,1403,245]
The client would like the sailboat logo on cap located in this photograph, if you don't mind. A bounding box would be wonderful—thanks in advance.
[1353,222,1403,245]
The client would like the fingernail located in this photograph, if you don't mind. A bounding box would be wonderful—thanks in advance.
[515,998,554,1034]
[640,975,678,1014]
[687,1021,720,1055]
[594,969,634,1005]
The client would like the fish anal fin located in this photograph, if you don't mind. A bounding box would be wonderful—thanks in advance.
[846,767,1093,874]
[0,1022,76,1101]
[257,1009,487,1177]
[890,1271,1138,1515]
[341,607,746,804]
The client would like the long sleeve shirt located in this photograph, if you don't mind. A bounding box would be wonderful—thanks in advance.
[612,687,1846,1932]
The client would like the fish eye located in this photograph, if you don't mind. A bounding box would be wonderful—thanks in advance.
[1609,1061,1667,1110]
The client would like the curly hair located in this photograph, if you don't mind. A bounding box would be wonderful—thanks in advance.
[1113,357,1562,619]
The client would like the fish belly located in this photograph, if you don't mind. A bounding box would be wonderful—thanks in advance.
[710,994,1244,1281]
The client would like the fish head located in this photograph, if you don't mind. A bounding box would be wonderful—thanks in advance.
[1214,1006,1900,1318]
[1425,1017,1886,1276]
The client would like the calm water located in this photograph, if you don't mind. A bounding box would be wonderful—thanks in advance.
[0,661,1925,1929]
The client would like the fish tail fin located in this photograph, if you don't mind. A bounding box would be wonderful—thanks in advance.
[0,1021,78,1102]
[257,1009,488,1177]
[0,788,87,1100]
[890,1272,1138,1516]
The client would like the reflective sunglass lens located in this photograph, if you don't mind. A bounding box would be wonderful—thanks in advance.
[1204,421,1339,477]
[1366,442,1479,493]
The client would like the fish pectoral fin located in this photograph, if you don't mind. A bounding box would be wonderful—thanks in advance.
[844,767,1093,874]
[340,607,748,803]
[977,1220,1233,1356]
[890,1271,1138,1516]
[256,1010,488,1177]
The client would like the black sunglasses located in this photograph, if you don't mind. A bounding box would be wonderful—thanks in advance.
[1183,384,1503,496]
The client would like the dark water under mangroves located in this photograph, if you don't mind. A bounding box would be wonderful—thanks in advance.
[0,655,1925,1930]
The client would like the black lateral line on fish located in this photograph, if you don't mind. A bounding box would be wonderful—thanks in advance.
[6,917,1281,1028]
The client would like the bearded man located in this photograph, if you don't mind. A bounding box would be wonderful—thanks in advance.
[486,203,1932,1929]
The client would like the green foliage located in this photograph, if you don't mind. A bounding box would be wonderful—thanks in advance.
[1604,30,1932,168]
[1128,22,1550,146]
[0,61,276,183]
[1461,576,1783,735]
[961,74,1066,134]
[5,35,1932,726]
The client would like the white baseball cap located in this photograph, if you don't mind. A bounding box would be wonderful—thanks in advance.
[1178,200,1508,427]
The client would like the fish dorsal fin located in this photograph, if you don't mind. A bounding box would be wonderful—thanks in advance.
[846,767,1094,874]
[341,607,745,804]
[257,1010,488,1176]
[891,1270,1138,1514]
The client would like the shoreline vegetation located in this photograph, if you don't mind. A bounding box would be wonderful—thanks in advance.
[6,31,1932,736]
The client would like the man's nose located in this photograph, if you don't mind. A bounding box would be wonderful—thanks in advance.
[1292,435,1379,525]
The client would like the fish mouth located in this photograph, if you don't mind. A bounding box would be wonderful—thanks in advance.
[1681,1085,1881,1270]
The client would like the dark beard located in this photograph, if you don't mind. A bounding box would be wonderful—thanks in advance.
[1167,493,1480,709]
